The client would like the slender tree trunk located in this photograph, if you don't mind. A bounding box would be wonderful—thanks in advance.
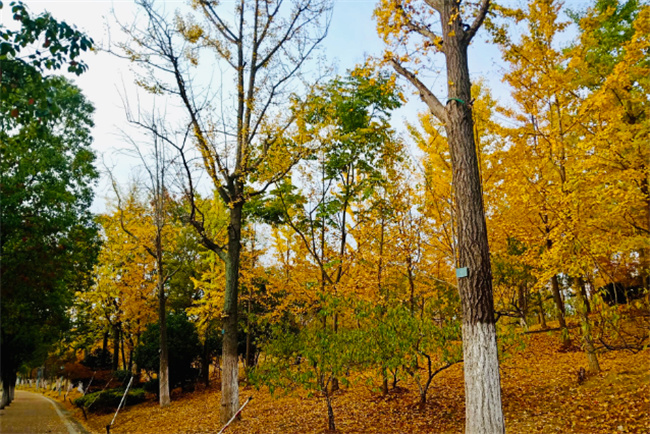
[9,374,16,402]
[639,168,650,295]
[245,299,251,369]
[202,339,210,387]
[577,277,600,373]
[441,4,504,432]
[120,333,127,371]
[550,274,570,346]
[537,289,548,329]
[518,284,528,329]
[221,202,243,424]
[112,324,120,371]
[158,233,171,407]
[408,257,416,316]
[330,310,339,393]
[420,390,427,406]
[325,392,336,432]
[102,331,109,367]
[1,370,15,408]
[0,387,8,409]
[579,280,591,314]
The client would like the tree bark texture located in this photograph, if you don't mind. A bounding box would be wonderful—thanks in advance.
[550,274,570,346]
[325,393,336,432]
[158,254,171,407]
[1,371,16,409]
[441,2,505,432]
[220,202,243,424]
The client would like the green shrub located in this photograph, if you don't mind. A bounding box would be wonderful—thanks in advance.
[112,369,132,385]
[134,313,202,388]
[142,378,159,395]
[73,388,146,413]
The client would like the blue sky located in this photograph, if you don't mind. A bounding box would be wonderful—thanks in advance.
[2,0,584,212]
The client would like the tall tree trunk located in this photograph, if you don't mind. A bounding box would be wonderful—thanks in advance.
[537,289,548,329]
[518,284,528,329]
[202,339,211,387]
[640,171,650,295]
[112,324,120,372]
[8,373,15,403]
[120,332,127,371]
[245,299,251,369]
[550,274,570,346]
[579,280,591,314]
[330,314,339,392]
[577,277,600,373]
[1,369,15,409]
[441,4,505,432]
[221,202,242,424]
[158,238,171,407]
[407,256,416,316]
[102,331,109,367]
[0,387,8,409]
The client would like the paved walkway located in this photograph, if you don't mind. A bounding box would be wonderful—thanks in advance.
[0,390,87,434]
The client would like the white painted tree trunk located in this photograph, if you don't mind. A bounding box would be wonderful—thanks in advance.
[0,384,8,409]
[462,322,505,434]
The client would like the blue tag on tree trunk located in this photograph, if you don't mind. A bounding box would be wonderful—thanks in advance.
[456,267,468,278]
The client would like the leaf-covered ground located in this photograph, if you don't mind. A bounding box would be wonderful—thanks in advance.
[40,328,649,433]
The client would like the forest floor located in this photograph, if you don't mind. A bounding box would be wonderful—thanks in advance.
[33,323,649,434]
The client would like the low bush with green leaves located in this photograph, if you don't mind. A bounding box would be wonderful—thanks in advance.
[73,387,146,413]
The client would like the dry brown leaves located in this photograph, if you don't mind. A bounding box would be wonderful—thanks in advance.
[44,326,648,434]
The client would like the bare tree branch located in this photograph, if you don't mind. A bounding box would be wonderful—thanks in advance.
[464,0,490,44]
[390,58,448,124]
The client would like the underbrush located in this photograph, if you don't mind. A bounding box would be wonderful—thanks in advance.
[73,388,147,414]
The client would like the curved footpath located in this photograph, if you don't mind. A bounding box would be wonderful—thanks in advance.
[0,390,89,434]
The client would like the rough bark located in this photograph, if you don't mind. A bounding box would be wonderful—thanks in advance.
[325,393,336,432]
[462,323,504,433]
[220,202,243,424]
[1,372,12,408]
[441,1,505,432]
[0,389,7,410]
[158,254,171,407]
[1,371,17,408]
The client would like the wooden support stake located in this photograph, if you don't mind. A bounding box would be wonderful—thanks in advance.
[217,396,253,434]
[106,376,133,434]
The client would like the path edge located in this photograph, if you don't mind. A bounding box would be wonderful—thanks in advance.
[42,393,91,434]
